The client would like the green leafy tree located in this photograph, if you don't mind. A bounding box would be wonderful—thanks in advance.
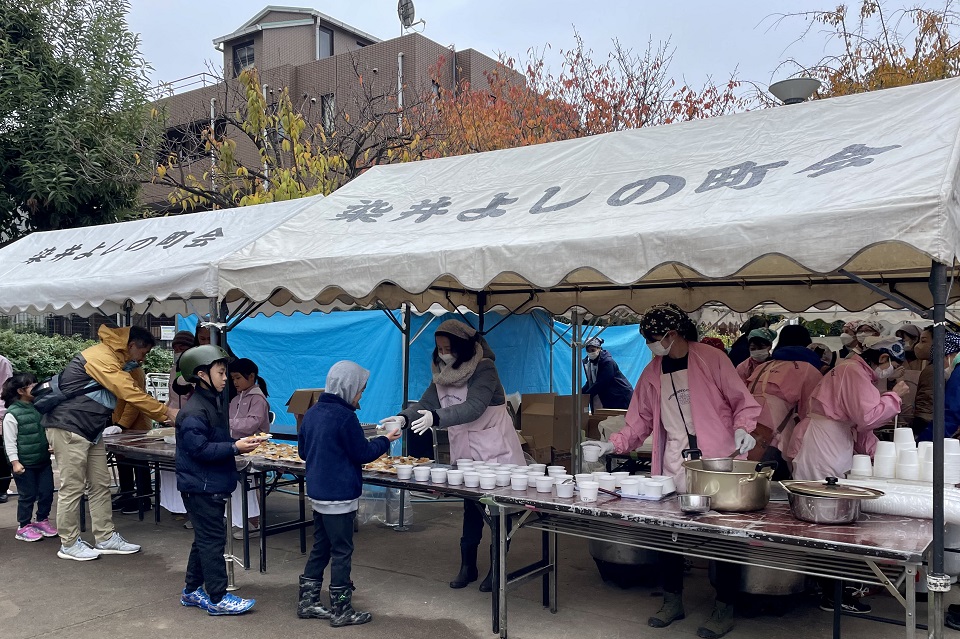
[0,0,156,243]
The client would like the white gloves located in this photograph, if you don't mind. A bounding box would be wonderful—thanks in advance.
[378,416,405,434]
[581,440,615,456]
[410,410,435,435]
[734,428,757,455]
[103,426,123,436]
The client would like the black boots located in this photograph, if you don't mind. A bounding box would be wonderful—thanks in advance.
[478,568,493,592]
[297,575,332,620]
[450,544,479,589]
[329,584,372,627]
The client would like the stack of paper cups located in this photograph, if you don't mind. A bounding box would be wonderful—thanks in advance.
[873,440,898,479]
[849,454,872,478]
[896,448,919,481]
[893,428,916,452]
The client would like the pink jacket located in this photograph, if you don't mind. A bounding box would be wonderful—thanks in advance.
[610,342,761,475]
[736,357,763,383]
[786,355,901,462]
[0,356,11,422]
[746,360,822,424]
[229,385,271,438]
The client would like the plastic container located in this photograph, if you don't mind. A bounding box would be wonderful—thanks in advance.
[395,464,413,480]
[430,468,448,484]
[463,472,480,488]
[446,470,464,486]
[611,471,631,488]
[646,481,664,498]
[578,481,599,502]
[413,466,432,481]
[536,476,555,493]
[556,481,575,498]
[479,473,497,490]
[494,471,510,487]
[620,478,641,496]
[526,473,540,488]
[547,466,566,477]
[651,475,676,495]
[597,476,617,492]
[582,446,601,463]
[456,458,474,467]
[510,474,528,490]
[850,455,872,476]
[575,473,594,485]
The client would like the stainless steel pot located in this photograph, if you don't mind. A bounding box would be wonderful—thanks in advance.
[780,477,884,525]
[682,449,776,512]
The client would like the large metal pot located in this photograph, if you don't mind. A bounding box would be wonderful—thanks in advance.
[682,449,776,512]
[780,477,884,525]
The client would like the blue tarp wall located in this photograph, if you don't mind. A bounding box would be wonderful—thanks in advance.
[180,311,650,436]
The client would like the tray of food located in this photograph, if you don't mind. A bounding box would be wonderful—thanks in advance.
[362,455,433,474]
[243,439,302,463]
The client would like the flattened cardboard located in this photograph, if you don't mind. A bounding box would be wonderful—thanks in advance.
[286,388,325,430]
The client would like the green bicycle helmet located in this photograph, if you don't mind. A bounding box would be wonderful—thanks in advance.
[178,345,229,381]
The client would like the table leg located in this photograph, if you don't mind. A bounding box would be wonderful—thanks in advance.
[499,505,508,639]
[225,490,238,591]
[491,507,500,634]
[905,566,916,639]
[541,530,549,607]
[241,473,250,571]
[153,462,161,525]
[259,472,268,573]
[299,476,307,554]
[395,488,410,532]
[548,529,558,614]
[833,580,842,639]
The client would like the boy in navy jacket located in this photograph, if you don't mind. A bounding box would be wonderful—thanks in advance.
[297,361,400,627]
[175,345,264,616]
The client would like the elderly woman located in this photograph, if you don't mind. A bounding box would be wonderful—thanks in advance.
[581,336,634,410]
[735,327,776,382]
[380,319,523,593]
[582,303,760,639]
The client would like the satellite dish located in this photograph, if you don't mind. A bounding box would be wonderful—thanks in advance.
[398,0,416,28]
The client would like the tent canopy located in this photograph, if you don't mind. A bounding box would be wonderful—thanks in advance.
[0,197,319,317]
[219,78,960,316]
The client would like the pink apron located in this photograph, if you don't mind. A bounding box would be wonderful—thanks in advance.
[791,415,856,481]
[436,383,525,464]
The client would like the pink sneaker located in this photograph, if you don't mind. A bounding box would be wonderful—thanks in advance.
[32,519,58,537]
[15,525,43,542]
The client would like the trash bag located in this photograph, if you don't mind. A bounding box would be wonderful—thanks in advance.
[358,484,413,527]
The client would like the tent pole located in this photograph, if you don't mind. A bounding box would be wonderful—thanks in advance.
[401,303,411,453]
[930,261,949,639]
[477,292,487,334]
[123,301,132,328]
[571,311,582,474]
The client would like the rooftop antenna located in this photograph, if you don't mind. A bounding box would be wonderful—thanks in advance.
[398,0,425,34]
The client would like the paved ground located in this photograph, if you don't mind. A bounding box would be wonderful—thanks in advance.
[0,480,954,639]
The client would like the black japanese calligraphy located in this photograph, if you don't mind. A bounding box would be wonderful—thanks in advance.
[607,175,685,206]
[394,197,452,223]
[74,242,106,260]
[24,248,55,264]
[529,187,590,214]
[695,160,788,193]
[125,237,157,252]
[158,231,195,249]
[798,143,902,177]
[458,192,518,222]
[184,227,224,247]
[334,200,393,223]
[101,240,124,256]
[51,245,83,261]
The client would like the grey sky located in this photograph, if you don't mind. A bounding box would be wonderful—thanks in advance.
[127,1,850,95]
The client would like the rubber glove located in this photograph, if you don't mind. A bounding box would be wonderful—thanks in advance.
[581,440,615,456]
[410,410,435,435]
[102,425,123,436]
[378,416,405,433]
[734,428,756,455]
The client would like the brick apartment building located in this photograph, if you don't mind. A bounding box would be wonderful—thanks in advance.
[143,5,512,211]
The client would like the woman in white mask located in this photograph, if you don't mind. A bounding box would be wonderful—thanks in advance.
[581,337,634,410]
[735,327,776,382]
[915,332,960,441]
[379,320,523,593]
[582,303,761,638]
[787,337,909,481]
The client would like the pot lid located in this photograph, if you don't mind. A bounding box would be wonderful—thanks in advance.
[779,477,884,499]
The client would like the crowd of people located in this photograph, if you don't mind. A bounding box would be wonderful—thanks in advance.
[0,309,956,633]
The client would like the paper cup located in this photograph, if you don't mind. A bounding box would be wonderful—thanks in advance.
[582,446,601,463]
[897,463,920,481]
[875,440,897,458]
[536,476,555,493]
[456,459,474,467]
[646,481,664,498]
[578,481,599,502]
[872,458,896,479]
[499,463,518,471]
[893,427,915,445]
[851,454,873,476]
[620,478,641,496]
[395,464,413,480]
[547,466,566,477]
[611,471,630,488]
[575,473,594,485]
[556,482,575,498]
[510,474,528,490]
[947,439,960,454]
[495,471,512,487]
[553,474,573,485]
[430,468,448,484]
[651,475,676,495]
[413,466,432,481]
[479,473,497,489]
[463,472,480,488]
[446,470,464,486]
[597,476,616,492]
[919,441,934,462]
[526,473,540,488]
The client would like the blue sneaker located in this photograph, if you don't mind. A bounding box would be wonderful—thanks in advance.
[206,592,255,616]
[181,587,212,610]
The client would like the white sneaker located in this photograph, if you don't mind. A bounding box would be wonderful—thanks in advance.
[58,538,101,561]
[94,532,141,555]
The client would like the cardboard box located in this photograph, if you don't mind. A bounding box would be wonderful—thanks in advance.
[519,393,590,453]
[286,388,324,430]
[519,433,553,465]
[585,408,628,441]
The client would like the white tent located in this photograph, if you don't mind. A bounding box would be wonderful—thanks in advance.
[220,78,960,316]
[0,196,319,317]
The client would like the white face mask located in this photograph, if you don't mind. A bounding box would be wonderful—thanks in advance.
[438,353,456,366]
[875,363,895,379]
[839,333,855,347]
[857,333,876,345]
[649,336,674,357]
[750,349,770,362]
[587,350,600,361]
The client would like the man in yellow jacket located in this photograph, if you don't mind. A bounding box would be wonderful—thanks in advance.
[44,325,177,561]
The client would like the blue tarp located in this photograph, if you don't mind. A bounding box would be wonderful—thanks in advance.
[180,311,650,435]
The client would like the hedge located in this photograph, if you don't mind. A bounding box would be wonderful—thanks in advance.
[0,329,173,378]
